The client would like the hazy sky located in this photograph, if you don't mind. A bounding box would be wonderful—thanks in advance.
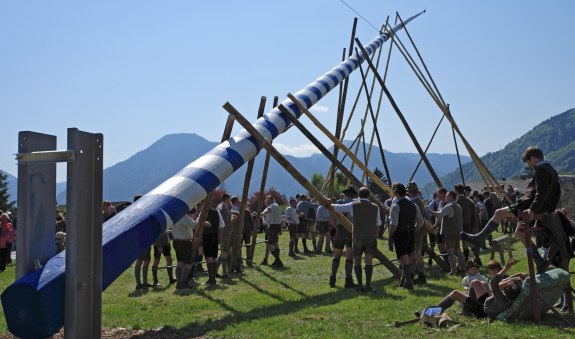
[1,1,573,182]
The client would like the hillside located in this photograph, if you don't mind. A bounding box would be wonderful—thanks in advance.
[425,108,575,194]
[51,133,470,203]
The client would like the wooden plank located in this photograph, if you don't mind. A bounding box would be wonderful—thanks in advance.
[224,102,401,278]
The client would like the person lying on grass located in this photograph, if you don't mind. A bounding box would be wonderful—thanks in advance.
[431,258,526,318]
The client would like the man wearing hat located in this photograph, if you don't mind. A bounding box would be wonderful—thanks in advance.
[389,183,424,290]
[330,187,382,292]
[328,186,357,288]
[406,181,428,284]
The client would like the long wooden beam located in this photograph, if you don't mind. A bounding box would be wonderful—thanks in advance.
[224,102,401,278]
[192,115,236,252]
[248,96,279,262]
[230,96,267,271]
[356,39,443,188]
[287,93,393,197]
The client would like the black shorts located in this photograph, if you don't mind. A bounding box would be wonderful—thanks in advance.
[173,239,193,264]
[268,224,281,244]
[288,223,298,238]
[392,231,414,258]
[464,294,487,318]
[334,226,352,249]
[436,233,445,245]
[138,247,151,261]
[298,220,307,234]
[202,232,219,258]
[153,244,172,259]
[316,221,330,234]
[330,226,336,237]
[352,239,377,256]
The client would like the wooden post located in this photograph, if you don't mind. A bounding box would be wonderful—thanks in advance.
[329,18,358,197]
[287,93,393,197]
[192,115,235,254]
[356,39,443,188]
[230,96,267,271]
[224,102,401,278]
[409,115,444,182]
[248,96,279,262]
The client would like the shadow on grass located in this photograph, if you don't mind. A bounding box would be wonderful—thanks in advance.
[131,275,408,338]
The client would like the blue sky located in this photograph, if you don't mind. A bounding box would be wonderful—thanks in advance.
[1,1,573,182]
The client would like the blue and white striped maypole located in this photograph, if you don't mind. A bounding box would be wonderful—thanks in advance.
[1,11,424,338]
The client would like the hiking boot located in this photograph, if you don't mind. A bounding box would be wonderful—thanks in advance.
[135,284,145,290]
[260,258,269,265]
[329,275,336,288]
[271,260,284,268]
[414,275,427,285]
[219,274,230,280]
[169,278,178,284]
[404,279,414,290]
[364,286,375,293]
[344,278,356,288]
[356,285,365,292]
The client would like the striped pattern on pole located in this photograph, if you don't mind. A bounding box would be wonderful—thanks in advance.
[1,11,424,338]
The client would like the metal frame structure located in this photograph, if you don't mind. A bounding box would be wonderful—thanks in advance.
[9,128,103,338]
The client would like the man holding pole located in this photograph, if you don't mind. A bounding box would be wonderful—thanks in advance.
[330,187,382,292]
[328,186,358,288]
[389,183,424,290]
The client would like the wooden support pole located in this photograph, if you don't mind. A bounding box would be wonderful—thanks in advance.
[279,105,388,211]
[409,115,444,182]
[224,102,401,278]
[330,18,358,197]
[230,96,267,271]
[356,51,391,187]
[288,93,393,197]
[356,39,443,188]
[248,96,279,262]
[452,122,466,186]
[192,115,236,254]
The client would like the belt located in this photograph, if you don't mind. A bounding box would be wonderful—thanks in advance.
[173,238,192,242]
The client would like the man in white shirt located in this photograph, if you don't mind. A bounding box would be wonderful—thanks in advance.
[284,198,300,257]
[261,195,284,267]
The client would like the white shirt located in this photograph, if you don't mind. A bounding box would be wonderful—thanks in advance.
[172,215,197,240]
[284,206,299,224]
[262,202,282,225]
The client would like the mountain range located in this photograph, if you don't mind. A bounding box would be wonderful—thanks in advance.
[4,107,574,204]
[51,134,469,202]
[425,107,575,193]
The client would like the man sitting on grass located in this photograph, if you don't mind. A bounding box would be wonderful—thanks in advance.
[431,258,526,318]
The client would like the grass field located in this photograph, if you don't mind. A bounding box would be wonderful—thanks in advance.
[1,232,574,338]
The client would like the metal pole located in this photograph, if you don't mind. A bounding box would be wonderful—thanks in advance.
[64,128,103,339]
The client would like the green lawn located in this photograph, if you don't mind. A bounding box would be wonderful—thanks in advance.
[1,233,575,338]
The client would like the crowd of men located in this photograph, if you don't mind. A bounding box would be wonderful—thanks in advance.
[121,146,571,297]
[34,145,565,304]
